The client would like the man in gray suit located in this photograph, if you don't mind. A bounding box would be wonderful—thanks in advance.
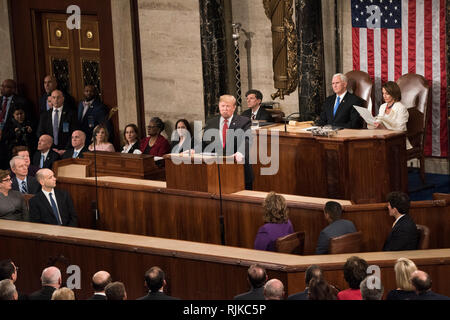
[315,201,357,254]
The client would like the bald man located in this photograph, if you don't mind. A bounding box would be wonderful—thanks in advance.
[32,134,60,169]
[29,266,62,300]
[88,271,112,300]
[62,130,89,159]
[234,264,267,300]
[411,270,450,300]
[29,168,78,226]
[37,89,79,155]
[39,75,76,114]
[264,279,285,300]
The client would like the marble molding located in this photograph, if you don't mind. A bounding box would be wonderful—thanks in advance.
[296,0,325,120]
[199,0,228,120]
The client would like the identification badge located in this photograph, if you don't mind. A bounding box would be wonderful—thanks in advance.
[88,116,95,128]
[63,122,70,133]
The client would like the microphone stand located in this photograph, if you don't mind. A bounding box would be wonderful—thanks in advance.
[217,158,225,246]
[283,112,301,132]
[92,136,100,229]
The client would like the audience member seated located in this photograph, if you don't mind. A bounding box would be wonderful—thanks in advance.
[105,281,127,300]
[308,277,337,300]
[88,124,115,152]
[29,168,78,227]
[39,75,76,113]
[170,119,194,154]
[360,276,384,300]
[234,264,267,300]
[2,105,37,157]
[315,73,364,129]
[0,169,28,221]
[288,265,322,300]
[0,279,18,300]
[254,192,294,252]
[368,81,411,149]
[263,279,285,300]
[51,287,75,300]
[140,117,170,157]
[10,156,41,194]
[383,191,419,251]
[62,130,89,159]
[0,259,27,300]
[137,266,179,300]
[32,135,61,169]
[121,124,142,154]
[29,266,62,300]
[241,89,272,122]
[88,270,112,300]
[337,256,368,300]
[77,85,110,144]
[386,257,418,300]
[12,146,39,177]
[411,270,450,300]
[37,89,79,155]
[315,201,357,254]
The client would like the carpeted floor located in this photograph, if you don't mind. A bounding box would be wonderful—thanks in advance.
[408,169,450,201]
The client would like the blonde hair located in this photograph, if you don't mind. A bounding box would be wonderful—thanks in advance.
[51,287,75,300]
[263,192,289,223]
[219,95,236,106]
[394,258,417,291]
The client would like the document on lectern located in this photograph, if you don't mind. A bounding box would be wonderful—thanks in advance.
[353,105,376,126]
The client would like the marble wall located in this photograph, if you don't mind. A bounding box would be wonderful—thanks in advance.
[0,0,15,82]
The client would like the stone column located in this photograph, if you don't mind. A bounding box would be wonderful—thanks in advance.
[199,0,229,120]
[296,0,326,119]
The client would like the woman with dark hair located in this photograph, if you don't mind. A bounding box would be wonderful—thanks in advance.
[0,169,28,221]
[370,81,410,148]
[254,192,294,252]
[121,124,142,154]
[140,117,170,157]
[338,256,368,300]
[2,106,37,156]
[170,119,194,154]
[308,277,337,300]
[88,124,115,152]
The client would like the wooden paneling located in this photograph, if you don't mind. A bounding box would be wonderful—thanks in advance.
[1,220,450,299]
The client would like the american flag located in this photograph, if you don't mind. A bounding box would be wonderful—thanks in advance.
[351,0,448,157]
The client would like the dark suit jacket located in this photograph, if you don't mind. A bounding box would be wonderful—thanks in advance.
[383,214,419,251]
[316,92,364,129]
[315,219,357,254]
[11,175,41,194]
[29,189,78,227]
[241,107,272,122]
[233,287,265,300]
[39,92,76,114]
[203,114,253,189]
[29,286,56,300]
[37,106,79,150]
[88,293,107,300]
[123,141,141,154]
[32,149,61,169]
[77,99,110,143]
[287,288,309,300]
[0,94,33,125]
[137,291,179,300]
[61,146,89,159]
[413,291,450,300]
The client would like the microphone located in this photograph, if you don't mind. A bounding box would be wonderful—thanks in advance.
[283,112,301,132]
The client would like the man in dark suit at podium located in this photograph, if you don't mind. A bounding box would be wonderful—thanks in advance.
[203,94,253,189]
[241,89,272,122]
[316,73,364,129]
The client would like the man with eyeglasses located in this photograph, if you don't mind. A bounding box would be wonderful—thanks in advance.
[0,259,27,300]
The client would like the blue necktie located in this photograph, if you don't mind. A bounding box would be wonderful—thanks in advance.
[73,151,79,158]
[20,180,28,194]
[40,154,45,168]
[53,109,59,146]
[333,96,341,117]
[49,192,62,225]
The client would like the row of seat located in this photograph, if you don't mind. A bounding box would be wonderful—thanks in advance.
[275,224,430,255]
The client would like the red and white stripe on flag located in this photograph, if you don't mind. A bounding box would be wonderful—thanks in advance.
[351,0,448,157]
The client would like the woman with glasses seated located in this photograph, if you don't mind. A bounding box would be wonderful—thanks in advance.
[139,117,170,157]
[0,169,28,221]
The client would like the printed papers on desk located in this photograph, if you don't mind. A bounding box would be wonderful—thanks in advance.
[353,105,376,125]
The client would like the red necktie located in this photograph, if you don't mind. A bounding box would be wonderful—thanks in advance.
[0,97,7,123]
[222,119,228,149]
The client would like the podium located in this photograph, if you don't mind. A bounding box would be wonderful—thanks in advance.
[164,154,245,194]
[79,151,165,180]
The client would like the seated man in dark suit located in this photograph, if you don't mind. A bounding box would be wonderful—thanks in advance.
[288,265,322,300]
[234,264,267,300]
[62,130,89,159]
[315,201,357,254]
[137,266,179,300]
[9,156,41,195]
[29,168,78,226]
[241,89,272,122]
[202,94,253,189]
[411,270,450,300]
[32,135,60,169]
[315,73,364,129]
[88,270,112,300]
[382,191,419,251]
[29,266,62,300]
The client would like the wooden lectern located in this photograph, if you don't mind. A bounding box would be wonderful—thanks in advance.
[164,154,245,194]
